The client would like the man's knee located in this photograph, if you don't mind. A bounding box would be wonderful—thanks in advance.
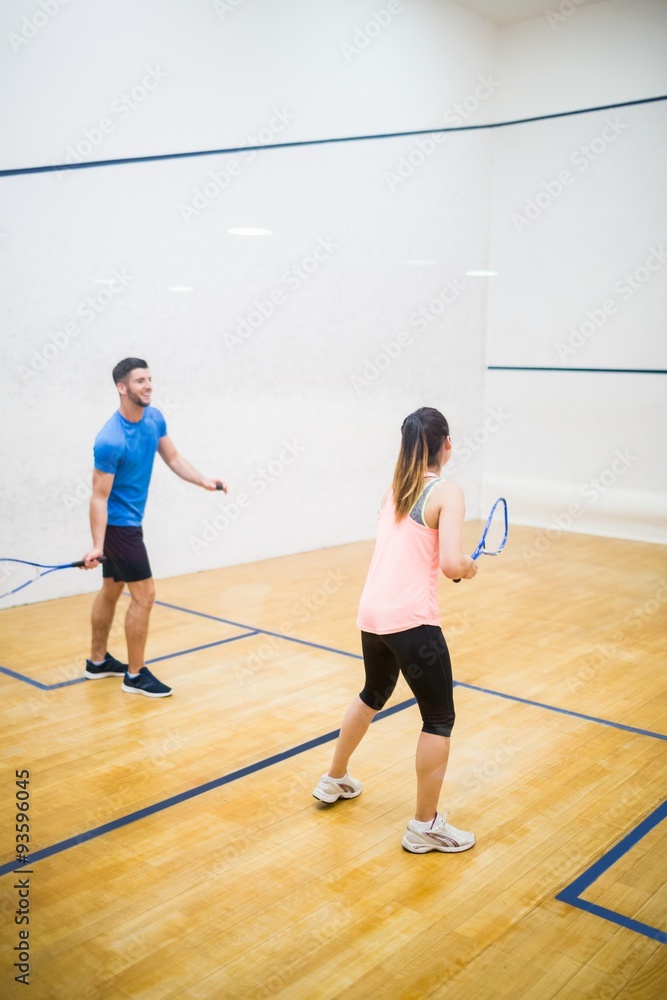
[129,579,156,611]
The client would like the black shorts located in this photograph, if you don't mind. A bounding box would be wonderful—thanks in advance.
[359,625,456,737]
[102,525,152,583]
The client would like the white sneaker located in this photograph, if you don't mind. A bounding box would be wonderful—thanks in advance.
[312,773,362,803]
[402,812,475,853]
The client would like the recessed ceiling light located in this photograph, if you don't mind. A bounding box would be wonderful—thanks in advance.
[228,227,273,236]
[465,270,498,277]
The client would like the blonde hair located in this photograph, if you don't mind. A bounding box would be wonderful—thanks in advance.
[391,408,449,520]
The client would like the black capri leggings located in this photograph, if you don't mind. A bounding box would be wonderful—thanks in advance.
[359,625,455,737]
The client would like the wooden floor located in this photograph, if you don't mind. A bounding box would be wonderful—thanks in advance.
[1,523,666,1000]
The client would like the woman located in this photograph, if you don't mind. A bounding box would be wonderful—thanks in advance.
[313,407,478,853]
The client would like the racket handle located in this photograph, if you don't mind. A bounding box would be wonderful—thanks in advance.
[71,556,107,567]
[453,553,478,583]
[216,482,223,490]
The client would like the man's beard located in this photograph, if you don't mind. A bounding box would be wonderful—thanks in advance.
[126,389,150,408]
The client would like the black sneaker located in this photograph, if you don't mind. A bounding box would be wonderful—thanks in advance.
[85,652,128,679]
[122,666,172,698]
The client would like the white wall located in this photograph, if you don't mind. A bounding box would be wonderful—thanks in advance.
[494,0,667,121]
[483,0,667,544]
[0,0,498,170]
[1,0,666,609]
[0,0,497,607]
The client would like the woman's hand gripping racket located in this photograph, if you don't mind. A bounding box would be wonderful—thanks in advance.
[454,497,508,582]
[0,557,107,600]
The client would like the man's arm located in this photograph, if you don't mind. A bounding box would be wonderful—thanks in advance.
[157,436,228,492]
[82,469,115,568]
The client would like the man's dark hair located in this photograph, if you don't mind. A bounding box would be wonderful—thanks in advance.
[112,358,148,385]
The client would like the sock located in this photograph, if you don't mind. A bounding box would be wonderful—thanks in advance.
[126,672,140,679]
[328,773,348,782]
[412,813,439,832]
[90,659,106,666]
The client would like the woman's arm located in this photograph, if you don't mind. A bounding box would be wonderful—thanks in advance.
[435,483,478,581]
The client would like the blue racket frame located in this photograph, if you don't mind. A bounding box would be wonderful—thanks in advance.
[471,496,509,559]
[0,557,105,600]
[454,497,508,582]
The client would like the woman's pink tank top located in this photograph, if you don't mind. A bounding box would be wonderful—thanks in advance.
[357,478,442,635]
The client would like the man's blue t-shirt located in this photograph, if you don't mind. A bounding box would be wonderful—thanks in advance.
[94,407,167,526]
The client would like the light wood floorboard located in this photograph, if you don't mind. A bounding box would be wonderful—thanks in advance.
[0,525,665,999]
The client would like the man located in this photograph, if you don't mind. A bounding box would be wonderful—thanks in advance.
[82,358,227,697]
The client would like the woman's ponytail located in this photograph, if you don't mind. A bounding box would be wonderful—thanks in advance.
[391,407,450,520]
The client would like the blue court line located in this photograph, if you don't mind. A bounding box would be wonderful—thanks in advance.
[1,95,665,178]
[556,800,667,944]
[0,696,417,879]
[488,366,667,375]
[154,598,364,660]
[3,599,664,746]
[3,600,665,943]
[455,681,667,742]
[0,631,258,691]
[148,631,258,663]
[0,664,52,690]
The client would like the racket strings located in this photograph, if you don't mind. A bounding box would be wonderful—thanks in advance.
[0,562,48,600]
[0,558,91,600]
[480,500,508,555]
